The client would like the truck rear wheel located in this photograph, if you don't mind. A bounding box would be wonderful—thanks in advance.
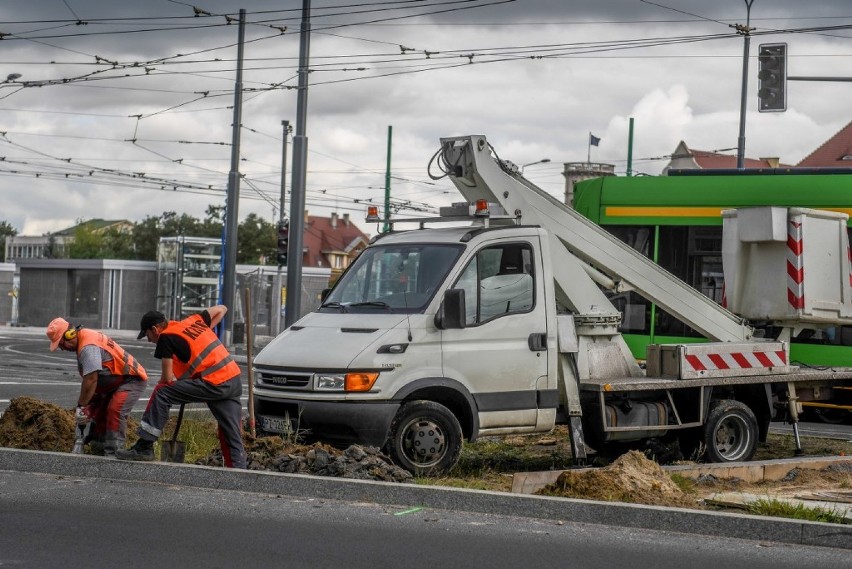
[702,400,758,463]
[387,400,463,475]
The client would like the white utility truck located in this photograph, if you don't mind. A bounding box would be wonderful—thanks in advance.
[253,134,852,473]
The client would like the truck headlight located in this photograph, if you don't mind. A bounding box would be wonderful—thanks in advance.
[314,372,379,392]
[315,374,345,390]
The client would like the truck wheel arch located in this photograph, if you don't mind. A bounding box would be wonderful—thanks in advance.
[393,377,479,441]
[702,384,773,442]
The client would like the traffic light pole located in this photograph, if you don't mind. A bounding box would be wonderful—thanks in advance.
[735,0,755,170]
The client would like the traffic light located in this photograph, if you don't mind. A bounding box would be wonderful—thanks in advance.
[276,219,289,266]
[757,43,787,112]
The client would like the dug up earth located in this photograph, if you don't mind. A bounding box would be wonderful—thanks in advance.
[2,396,851,512]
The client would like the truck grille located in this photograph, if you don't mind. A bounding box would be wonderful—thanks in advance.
[257,370,312,389]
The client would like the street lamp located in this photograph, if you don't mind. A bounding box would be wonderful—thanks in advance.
[520,158,551,173]
[2,73,21,83]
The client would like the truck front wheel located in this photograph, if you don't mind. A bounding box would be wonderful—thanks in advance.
[702,400,758,463]
[387,400,463,475]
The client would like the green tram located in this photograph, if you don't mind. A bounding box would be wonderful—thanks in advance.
[573,169,852,421]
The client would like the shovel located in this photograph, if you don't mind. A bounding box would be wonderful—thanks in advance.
[71,424,86,454]
[160,404,186,463]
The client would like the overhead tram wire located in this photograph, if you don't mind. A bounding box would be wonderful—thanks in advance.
[0,0,502,40]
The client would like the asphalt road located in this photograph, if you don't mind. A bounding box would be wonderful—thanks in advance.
[2,469,850,568]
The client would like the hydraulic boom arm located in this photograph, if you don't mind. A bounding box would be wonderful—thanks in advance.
[439,135,753,343]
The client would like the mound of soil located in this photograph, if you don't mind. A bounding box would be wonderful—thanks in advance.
[0,396,140,454]
[536,450,699,508]
[0,396,76,452]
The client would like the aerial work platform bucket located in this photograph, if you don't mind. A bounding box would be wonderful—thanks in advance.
[722,206,852,324]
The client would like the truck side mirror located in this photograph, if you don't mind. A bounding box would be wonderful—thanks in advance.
[320,288,331,302]
[436,289,466,329]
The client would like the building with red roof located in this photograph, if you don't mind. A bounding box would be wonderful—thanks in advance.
[662,141,786,173]
[300,211,370,278]
[797,121,852,167]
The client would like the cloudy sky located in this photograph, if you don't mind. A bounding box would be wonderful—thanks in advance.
[1,0,850,237]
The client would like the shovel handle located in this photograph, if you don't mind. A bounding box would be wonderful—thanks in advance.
[171,404,185,444]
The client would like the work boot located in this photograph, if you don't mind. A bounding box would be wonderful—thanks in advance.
[115,439,155,462]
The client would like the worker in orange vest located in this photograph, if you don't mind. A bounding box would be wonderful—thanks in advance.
[46,318,148,456]
[117,305,246,468]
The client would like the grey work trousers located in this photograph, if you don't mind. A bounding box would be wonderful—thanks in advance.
[138,376,246,469]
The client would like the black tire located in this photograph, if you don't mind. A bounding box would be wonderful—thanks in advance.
[702,400,758,463]
[386,400,463,475]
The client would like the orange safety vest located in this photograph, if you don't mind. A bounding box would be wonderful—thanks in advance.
[163,315,240,385]
[76,329,148,381]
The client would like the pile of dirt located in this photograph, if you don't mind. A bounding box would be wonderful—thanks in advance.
[0,396,140,454]
[536,450,699,509]
[0,396,76,452]
[196,436,414,483]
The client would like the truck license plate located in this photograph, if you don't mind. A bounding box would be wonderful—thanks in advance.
[258,415,291,434]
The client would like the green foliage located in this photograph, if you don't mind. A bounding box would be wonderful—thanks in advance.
[155,412,220,463]
[670,473,696,493]
[131,216,163,261]
[69,223,135,260]
[36,207,277,263]
[45,233,62,259]
[69,224,102,259]
[237,212,276,264]
[748,497,848,524]
[201,205,225,236]
[132,210,222,261]
[0,220,17,262]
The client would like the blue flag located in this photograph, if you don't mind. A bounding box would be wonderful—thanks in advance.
[590,133,601,147]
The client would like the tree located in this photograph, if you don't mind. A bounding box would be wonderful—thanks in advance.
[0,221,17,262]
[68,224,103,259]
[200,204,225,238]
[128,204,268,263]
[45,233,61,259]
[132,215,165,261]
[132,211,210,261]
[67,221,136,260]
[238,213,276,264]
[99,226,135,259]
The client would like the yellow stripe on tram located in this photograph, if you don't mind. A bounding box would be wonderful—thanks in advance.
[605,206,852,219]
[605,206,726,218]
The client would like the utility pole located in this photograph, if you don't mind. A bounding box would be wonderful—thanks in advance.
[735,0,755,170]
[626,117,634,177]
[221,8,246,344]
[383,125,392,232]
[275,119,290,336]
[285,0,311,328]
[280,120,290,226]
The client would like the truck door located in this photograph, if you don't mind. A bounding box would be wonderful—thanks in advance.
[441,238,550,430]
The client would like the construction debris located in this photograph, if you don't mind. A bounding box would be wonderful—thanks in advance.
[197,436,413,482]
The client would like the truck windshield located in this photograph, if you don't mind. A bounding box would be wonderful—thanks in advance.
[320,243,463,313]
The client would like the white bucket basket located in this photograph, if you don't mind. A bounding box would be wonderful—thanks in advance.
[722,206,852,323]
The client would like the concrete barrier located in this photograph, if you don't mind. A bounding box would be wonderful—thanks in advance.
[1,447,851,550]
